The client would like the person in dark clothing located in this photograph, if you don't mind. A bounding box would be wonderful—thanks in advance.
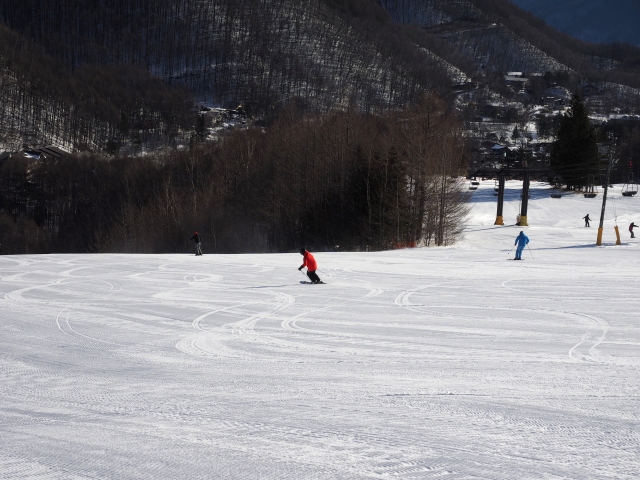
[190,231,202,255]
[583,214,591,227]
[298,248,322,283]
[630,223,639,238]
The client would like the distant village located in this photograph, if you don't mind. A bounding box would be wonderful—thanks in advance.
[461,71,639,182]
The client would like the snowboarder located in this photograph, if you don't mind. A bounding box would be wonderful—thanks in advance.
[583,214,590,227]
[514,231,529,260]
[298,248,322,283]
[190,231,202,256]
[630,223,638,238]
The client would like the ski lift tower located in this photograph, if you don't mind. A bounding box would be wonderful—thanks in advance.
[597,138,618,246]
[494,173,505,225]
[496,170,531,226]
[470,153,558,227]
[470,166,541,226]
[519,170,530,226]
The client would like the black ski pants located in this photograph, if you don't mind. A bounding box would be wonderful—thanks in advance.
[307,270,321,283]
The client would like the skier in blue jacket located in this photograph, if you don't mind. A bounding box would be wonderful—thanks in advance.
[514,231,529,260]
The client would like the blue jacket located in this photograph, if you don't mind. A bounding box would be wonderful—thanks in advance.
[515,232,529,247]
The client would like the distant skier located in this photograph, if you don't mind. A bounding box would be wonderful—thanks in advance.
[630,223,639,238]
[190,231,202,256]
[514,231,529,260]
[583,214,591,227]
[298,248,322,283]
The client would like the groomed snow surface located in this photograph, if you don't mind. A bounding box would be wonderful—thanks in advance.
[1,181,639,479]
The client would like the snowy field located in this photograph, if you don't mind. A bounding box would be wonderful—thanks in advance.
[1,181,640,479]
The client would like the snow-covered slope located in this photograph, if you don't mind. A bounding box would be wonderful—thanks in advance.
[1,181,639,478]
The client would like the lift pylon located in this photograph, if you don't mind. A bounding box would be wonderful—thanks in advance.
[519,170,530,226]
[494,174,505,225]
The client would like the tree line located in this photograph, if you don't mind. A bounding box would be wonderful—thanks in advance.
[0,97,469,254]
[550,93,640,188]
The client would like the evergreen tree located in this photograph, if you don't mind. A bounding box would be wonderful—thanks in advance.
[551,93,599,189]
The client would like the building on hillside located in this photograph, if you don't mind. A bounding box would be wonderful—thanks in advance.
[37,146,68,160]
[491,144,507,157]
[541,95,566,111]
[0,147,68,165]
[545,86,571,101]
[504,74,528,87]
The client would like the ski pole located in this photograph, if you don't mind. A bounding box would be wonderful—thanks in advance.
[317,268,331,278]
[527,244,534,260]
[507,245,514,257]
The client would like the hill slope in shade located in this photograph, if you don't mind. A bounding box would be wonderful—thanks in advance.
[1,181,639,478]
[511,0,640,46]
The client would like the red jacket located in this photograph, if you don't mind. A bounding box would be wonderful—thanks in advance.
[301,251,317,271]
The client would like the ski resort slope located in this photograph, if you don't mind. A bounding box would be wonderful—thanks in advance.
[1,181,639,479]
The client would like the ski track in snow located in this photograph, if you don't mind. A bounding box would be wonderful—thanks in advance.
[1,181,640,478]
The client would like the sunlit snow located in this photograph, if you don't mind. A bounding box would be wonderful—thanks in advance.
[1,181,639,478]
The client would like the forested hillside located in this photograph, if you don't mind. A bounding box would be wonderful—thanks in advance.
[0,24,195,153]
[3,0,640,154]
[0,0,452,112]
[0,0,476,153]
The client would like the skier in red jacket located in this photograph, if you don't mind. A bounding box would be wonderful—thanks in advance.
[298,248,323,283]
